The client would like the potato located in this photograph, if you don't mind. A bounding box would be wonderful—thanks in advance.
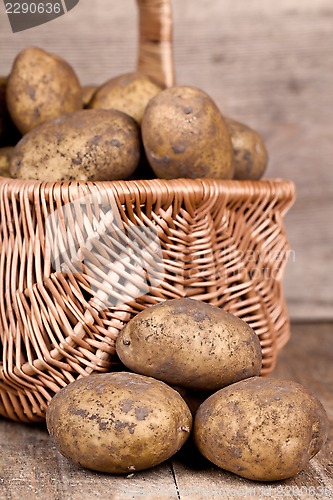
[6,47,82,134]
[81,84,97,108]
[116,298,262,391]
[0,147,14,177]
[46,372,192,474]
[173,386,212,417]
[194,377,329,481]
[141,86,234,179]
[225,117,268,180]
[89,72,162,124]
[0,77,21,147]
[10,109,141,181]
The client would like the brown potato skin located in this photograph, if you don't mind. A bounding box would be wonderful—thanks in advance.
[173,386,213,417]
[6,47,82,134]
[0,147,14,177]
[46,372,192,474]
[116,298,262,391]
[81,84,97,108]
[226,117,268,180]
[194,377,329,481]
[141,86,234,179]
[89,72,162,124]
[10,109,141,181]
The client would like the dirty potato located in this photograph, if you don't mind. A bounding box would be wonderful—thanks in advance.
[226,117,268,180]
[116,298,262,391]
[46,372,192,473]
[10,109,141,181]
[89,72,162,124]
[141,86,234,179]
[194,377,329,481]
[6,47,82,134]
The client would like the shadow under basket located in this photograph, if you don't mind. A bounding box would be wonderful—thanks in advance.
[0,178,295,422]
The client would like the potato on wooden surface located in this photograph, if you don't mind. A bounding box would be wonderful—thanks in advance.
[6,47,82,134]
[46,372,192,474]
[89,72,162,124]
[116,298,262,391]
[226,117,268,180]
[10,109,141,182]
[194,377,329,481]
[141,86,234,179]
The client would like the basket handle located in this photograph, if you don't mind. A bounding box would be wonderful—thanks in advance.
[136,0,175,88]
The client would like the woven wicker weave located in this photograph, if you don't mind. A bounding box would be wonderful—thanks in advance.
[0,0,295,423]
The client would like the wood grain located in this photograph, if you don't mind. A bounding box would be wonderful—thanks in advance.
[0,323,332,499]
[0,423,179,499]
[0,0,332,319]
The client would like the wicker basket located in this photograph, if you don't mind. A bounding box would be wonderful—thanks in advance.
[0,0,295,422]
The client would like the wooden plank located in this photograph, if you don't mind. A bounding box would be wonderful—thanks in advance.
[172,322,333,499]
[0,422,179,499]
[0,0,332,319]
[172,450,333,500]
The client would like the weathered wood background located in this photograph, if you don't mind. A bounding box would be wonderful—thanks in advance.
[1,0,332,320]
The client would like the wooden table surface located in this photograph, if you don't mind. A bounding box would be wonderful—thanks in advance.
[0,322,332,500]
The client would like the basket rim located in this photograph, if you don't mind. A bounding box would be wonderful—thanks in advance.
[0,177,296,220]
[0,176,295,201]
